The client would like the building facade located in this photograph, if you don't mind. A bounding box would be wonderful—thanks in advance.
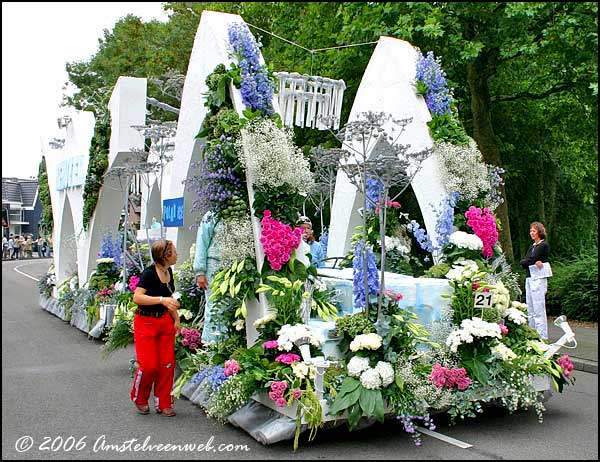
[2,177,42,239]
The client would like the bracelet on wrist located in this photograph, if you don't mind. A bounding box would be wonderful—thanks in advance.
[159,296,163,303]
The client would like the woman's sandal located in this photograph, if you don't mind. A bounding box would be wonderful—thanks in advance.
[158,407,176,417]
[135,403,150,415]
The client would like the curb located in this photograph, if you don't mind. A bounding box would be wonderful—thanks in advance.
[571,357,598,374]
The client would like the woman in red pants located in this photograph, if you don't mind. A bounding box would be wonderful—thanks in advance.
[131,239,181,416]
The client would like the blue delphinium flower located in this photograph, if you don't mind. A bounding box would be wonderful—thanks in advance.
[407,220,434,253]
[353,241,380,309]
[228,23,274,115]
[365,177,384,213]
[433,192,460,249]
[416,51,454,116]
[320,230,329,256]
[98,233,122,266]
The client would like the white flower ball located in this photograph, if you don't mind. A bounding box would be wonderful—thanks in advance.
[347,356,370,378]
[360,368,382,390]
[374,361,395,387]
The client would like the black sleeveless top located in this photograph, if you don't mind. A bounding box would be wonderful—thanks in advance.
[136,265,175,314]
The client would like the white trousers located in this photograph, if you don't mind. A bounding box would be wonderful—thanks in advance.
[526,277,548,339]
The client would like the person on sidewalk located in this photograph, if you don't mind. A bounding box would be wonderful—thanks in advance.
[298,216,325,268]
[131,239,181,417]
[520,221,550,340]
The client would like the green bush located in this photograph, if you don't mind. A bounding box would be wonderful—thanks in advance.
[547,253,598,322]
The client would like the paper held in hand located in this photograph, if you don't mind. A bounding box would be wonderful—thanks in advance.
[529,262,553,280]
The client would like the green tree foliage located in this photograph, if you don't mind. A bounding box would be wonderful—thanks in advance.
[65,2,597,263]
[37,157,53,236]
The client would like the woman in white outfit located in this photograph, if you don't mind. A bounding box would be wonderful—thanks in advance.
[519,222,550,339]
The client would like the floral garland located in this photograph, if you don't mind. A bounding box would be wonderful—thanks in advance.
[228,22,275,115]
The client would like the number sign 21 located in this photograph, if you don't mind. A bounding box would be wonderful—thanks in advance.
[474,292,493,308]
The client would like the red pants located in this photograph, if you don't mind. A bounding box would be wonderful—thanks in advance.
[130,313,176,411]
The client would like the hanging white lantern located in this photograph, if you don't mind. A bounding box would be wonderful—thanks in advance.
[274,72,346,130]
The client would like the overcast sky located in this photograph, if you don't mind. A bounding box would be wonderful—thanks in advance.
[2,2,170,179]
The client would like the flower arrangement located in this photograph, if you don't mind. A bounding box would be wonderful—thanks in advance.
[213,215,255,269]
[259,210,303,271]
[97,232,122,267]
[181,327,202,351]
[428,363,472,390]
[236,119,314,195]
[275,323,325,352]
[128,276,139,292]
[415,50,454,116]
[227,22,275,115]
[352,241,380,309]
[465,206,499,258]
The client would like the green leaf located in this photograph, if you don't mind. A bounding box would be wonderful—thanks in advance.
[359,387,377,417]
[372,391,385,423]
[329,381,361,415]
[347,402,363,430]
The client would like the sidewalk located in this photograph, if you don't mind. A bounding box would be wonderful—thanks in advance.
[548,316,598,374]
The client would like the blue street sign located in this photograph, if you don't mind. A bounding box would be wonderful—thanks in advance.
[162,197,185,227]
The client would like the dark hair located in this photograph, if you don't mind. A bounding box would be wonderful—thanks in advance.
[530,222,546,240]
[151,240,174,265]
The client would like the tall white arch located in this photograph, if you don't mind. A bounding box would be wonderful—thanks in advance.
[327,37,447,259]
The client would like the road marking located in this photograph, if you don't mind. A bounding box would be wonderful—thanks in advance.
[416,426,473,448]
[13,263,41,282]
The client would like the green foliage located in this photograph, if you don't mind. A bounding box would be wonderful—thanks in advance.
[82,117,111,231]
[547,253,598,321]
[253,185,305,226]
[37,157,53,235]
[422,263,450,279]
[427,114,470,145]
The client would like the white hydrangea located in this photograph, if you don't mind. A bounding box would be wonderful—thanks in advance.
[448,231,483,251]
[490,341,517,361]
[350,333,383,352]
[360,368,382,390]
[276,323,324,352]
[446,317,502,353]
[253,311,277,328]
[347,356,370,378]
[236,119,314,195]
[374,361,395,387]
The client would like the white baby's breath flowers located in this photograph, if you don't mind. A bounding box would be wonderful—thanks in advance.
[236,119,314,194]
[350,333,383,352]
[360,368,382,390]
[448,231,483,251]
[435,139,490,204]
[213,216,255,269]
[253,311,277,328]
[347,356,370,378]
[490,342,517,361]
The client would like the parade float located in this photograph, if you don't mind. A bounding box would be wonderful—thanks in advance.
[39,10,577,451]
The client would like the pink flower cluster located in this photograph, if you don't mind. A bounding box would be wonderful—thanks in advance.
[275,353,301,365]
[499,324,509,335]
[268,381,289,407]
[428,363,472,391]
[375,199,401,215]
[384,289,403,301]
[557,355,575,377]
[465,206,499,258]
[128,275,140,292]
[181,327,201,350]
[97,285,115,302]
[260,210,303,271]
[262,340,279,349]
[224,359,240,377]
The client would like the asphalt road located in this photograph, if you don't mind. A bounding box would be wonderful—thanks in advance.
[2,258,598,460]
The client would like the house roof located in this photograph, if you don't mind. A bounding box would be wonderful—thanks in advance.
[2,178,39,207]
